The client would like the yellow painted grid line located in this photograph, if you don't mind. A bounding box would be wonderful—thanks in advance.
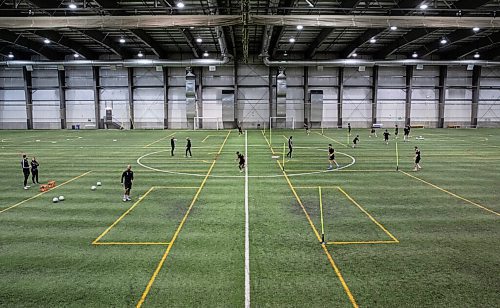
[337,187,399,243]
[92,186,156,244]
[143,133,176,148]
[327,241,398,245]
[136,130,231,308]
[315,132,348,148]
[0,171,92,214]
[399,170,500,216]
[276,160,359,308]
[93,242,170,246]
[152,186,200,189]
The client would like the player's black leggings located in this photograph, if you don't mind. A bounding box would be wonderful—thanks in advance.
[32,170,38,184]
[23,169,30,186]
[186,147,192,157]
[287,147,293,158]
[171,146,175,156]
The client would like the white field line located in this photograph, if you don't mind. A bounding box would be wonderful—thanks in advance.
[244,130,250,308]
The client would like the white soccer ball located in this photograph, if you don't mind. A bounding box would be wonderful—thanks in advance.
[59,196,65,201]
[52,197,59,203]
[91,186,97,191]
[96,182,102,186]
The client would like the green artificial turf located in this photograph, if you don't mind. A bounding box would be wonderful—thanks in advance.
[0,128,499,307]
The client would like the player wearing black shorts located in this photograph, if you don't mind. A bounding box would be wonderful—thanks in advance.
[238,125,243,135]
[185,137,192,157]
[236,151,245,172]
[348,123,352,136]
[328,144,339,170]
[31,157,40,184]
[403,126,409,142]
[395,124,399,138]
[414,146,422,171]
[286,136,293,158]
[352,135,359,148]
[383,129,390,145]
[21,154,30,189]
[121,165,134,202]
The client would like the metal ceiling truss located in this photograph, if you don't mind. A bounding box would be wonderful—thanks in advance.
[443,32,500,59]
[0,29,66,59]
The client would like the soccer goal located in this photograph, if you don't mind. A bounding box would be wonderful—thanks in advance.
[193,117,221,130]
[269,117,295,130]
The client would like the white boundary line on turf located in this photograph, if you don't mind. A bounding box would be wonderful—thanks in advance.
[136,149,355,178]
[244,130,250,308]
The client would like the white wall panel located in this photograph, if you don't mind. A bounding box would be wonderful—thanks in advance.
[343,67,372,86]
[168,87,187,128]
[134,88,163,129]
[202,66,234,86]
[286,87,304,126]
[343,87,371,126]
[66,67,93,87]
[238,87,268,127]
[237,65,268,86]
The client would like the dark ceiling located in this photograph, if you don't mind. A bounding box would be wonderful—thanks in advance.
[0,0,498,61]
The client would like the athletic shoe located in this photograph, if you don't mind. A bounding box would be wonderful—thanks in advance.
[126,196,131,201]
[122,198,127,202]
[24,186,29,190]
[327,166,333,170]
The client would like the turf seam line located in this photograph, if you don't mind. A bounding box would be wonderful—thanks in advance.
[0,171,92,214]
[399,170,500,216]
[136,129,231,308]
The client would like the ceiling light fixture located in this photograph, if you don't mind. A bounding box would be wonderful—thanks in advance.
[296,25,303,30]
[73,53,80,58]
[369,38,377,43]
[196,37,202,43]
[68,2,77,9]
[289,37,296,43]
[284,51,288,56]
[119,38,126,44]
[203,51,209,57]
[472,27,480,32]
[412,52,418,58]
[390,26,398,31]
[474,52,480,58]
[305,0,314,7]
[440,38,447,44]
[176,1,185,8]
[138,51,144,58]
[8,52,14,58]
[43,38,50,44]
[419,3,428,9]
[351,53,357,58]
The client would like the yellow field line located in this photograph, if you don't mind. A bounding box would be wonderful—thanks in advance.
[136,130,231,308]
[143,133,176,148]
[399,170,500,216]
[261,130,276,154]
[93,242,170,246]
[315,132,348,148]
[337,187,399,243]
[92,187,156,244]
[202,135,209,143]
[327,241,398,245]
[153,186,200,189]
[0,171,92,214]
[276,159,359,308]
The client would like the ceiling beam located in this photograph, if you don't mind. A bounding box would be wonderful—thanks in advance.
[0,42,33,60]
[305,28,335,59]
[268,0,296,57]
[0,29,66,59]
[476,47,500,60]
[129,29,168,58]
[33,30,98,59]
[374,28,437,59]
[340,0,363,11]
[340,28,384,58]
[453,0,491,10]
[416,29,481,58]
[80,30,132,58]
[443,32,500,59]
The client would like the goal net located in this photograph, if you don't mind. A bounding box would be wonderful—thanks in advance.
[269,117,295,130]
[193,117,221,130]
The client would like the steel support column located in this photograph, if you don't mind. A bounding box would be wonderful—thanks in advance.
[163,67,169,129]
[338,67,344,128]
[92,67,101,129]
[405,65,413,126]
[471,65,481,128]
[58,69,67,129]
[234,63,238,125]
[268,67,273,124]
[304,66,309,125]
[196,67,203,129]
[128,67,134,129]
[23,67,33,129]
[372,65,379,125]
[438,66,447,128]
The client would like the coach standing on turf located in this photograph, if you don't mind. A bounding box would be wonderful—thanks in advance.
[31,157,40,184]
[121,165,134,202]
[21,154,30,189]
[185,137,192,157]
[170,137,177,156]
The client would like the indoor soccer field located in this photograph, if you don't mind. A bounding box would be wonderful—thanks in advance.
[0,128,498,307]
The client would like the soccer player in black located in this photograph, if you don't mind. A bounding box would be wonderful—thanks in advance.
[370,127,377,138]
[327,144,339,170]
[21,154,30,189]
[414,146,422,171]
[348,123,352,136]
[170,137,177,156]
[238,125,243,135]
[352,135,359,148]
[395,124,399,139]
[403,126,409,142]
[121,165,134,202]
[304,122,310,135]
[236,151,245,172]
[185,137,192,157]
[286,136,293,158]
[383,129,390,145]
[31,157,40,184]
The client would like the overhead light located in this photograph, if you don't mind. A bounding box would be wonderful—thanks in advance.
[296,25,303,30]
[412,52,418,58]
[196,37,202,43]
[419,3,428,9]
[44,38,50,44]
[289,37,296,43]
[390,26,398,31]
[351,53,357,58]
[369,38,376,43]
[472,27,480,32]
[119,38,126,44]
[203,51,209,57]
[190,26,195,29]
[138,51,144,58]
[284,51,288,57]
[440,38,447,44]
[7,52,14,58]
[73,53,80,58]
[305,0,314,7]
[68,2,77,9]
[176,1,185,8]
[474,52,480,58]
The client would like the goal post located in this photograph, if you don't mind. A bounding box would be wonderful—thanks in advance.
[193,117,221,130]
[269,116,295,130]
